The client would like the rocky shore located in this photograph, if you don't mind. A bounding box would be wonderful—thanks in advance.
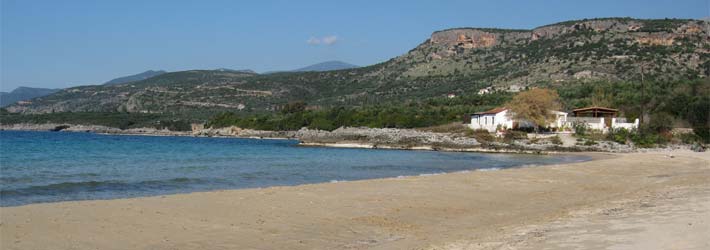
[194,125,636,153]
[0,123,194,136]
[0,123,637,154]
[1,123,641,153]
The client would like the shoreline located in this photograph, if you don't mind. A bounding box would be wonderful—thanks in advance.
[2,150,708,249]
[1,125,643,154]
[298,141,582,154]
[0,152,601,208]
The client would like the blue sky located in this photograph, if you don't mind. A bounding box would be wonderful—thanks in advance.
[1,0,707,91]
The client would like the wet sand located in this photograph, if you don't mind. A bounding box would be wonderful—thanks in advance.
[1,150,708,250]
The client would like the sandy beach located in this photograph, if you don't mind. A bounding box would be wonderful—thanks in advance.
[1,150,708,250]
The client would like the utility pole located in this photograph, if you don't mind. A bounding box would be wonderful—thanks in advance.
[640,64,645,125]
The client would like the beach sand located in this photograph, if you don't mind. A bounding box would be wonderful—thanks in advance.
[1,150,708,250]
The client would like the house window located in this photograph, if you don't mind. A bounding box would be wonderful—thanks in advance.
[492,117,495,124]
[485,117,487,124]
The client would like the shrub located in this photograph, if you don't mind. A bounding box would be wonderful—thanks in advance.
[504,130,528,141]
[649,112,674,134]
[692,126,709,144]
[550,135,563,145]
[307,117,336,131]
[607,128,631,144]
[471,129,495,143]
[155,119,192,131]
[281,101,306,114]
[631,131,665,148]
[677,132,701,144]
[573,122,587,136]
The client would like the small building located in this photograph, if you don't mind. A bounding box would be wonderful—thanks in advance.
[469,108,513,132]
[469,108,568,132]
[447,93,457,98]
[568,106,638,131]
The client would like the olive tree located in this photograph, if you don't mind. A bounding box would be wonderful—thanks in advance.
[506,88,562,132]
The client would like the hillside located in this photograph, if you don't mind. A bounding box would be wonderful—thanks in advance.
[293,60,359,72]
[0,87,60,107]
[7,18,708,114]
[104,70,167,85]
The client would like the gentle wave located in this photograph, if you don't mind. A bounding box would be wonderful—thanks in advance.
[418,172,446,176]
[477,167,502,171]
[351,165,412,171]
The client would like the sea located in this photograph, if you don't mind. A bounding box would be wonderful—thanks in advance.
[0,130,590,206]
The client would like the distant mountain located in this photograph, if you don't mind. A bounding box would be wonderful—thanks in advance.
[215,68,257,74]
[0,87,60,107]
[104,70,167,85]
[293,61,359,72]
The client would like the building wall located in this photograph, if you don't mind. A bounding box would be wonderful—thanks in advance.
[611,118,639,130]
[469,110,514,132]
[566,117,639,133]
[469,110,570,132]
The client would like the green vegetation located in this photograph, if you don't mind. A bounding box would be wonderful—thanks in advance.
[0,110,194,131]
[553,79,709,143]
[637,18,693,32]
[206,92,512,131]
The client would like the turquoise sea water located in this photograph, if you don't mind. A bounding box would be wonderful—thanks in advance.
[0,130,589,206]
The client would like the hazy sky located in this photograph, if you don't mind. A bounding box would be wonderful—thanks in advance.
[1,0,707,91]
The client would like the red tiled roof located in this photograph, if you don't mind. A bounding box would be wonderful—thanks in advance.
[474,107,508,115]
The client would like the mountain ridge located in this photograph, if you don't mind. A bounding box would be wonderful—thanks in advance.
[104,70,168,85]
[6,17,708,114]
[215,68,257,74]
[293,60,359,72]
[0,87,60,107]
[262,60,359,74]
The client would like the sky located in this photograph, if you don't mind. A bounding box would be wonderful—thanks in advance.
[1,0,708,91]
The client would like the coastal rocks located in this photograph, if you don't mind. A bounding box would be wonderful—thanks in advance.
[0,123,117,133]
[192,126,296,139]
[0,123,193,136]
[2,123,645,153]
[49,125,70,131]
[294,127,479,150]
[517,139,635,153]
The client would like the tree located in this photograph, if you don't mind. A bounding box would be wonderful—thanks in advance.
[281,101,306,114]
[506,88,562,131]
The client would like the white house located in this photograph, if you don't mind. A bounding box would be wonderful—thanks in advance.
[469,108,569,132]
[469,107,513,132]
